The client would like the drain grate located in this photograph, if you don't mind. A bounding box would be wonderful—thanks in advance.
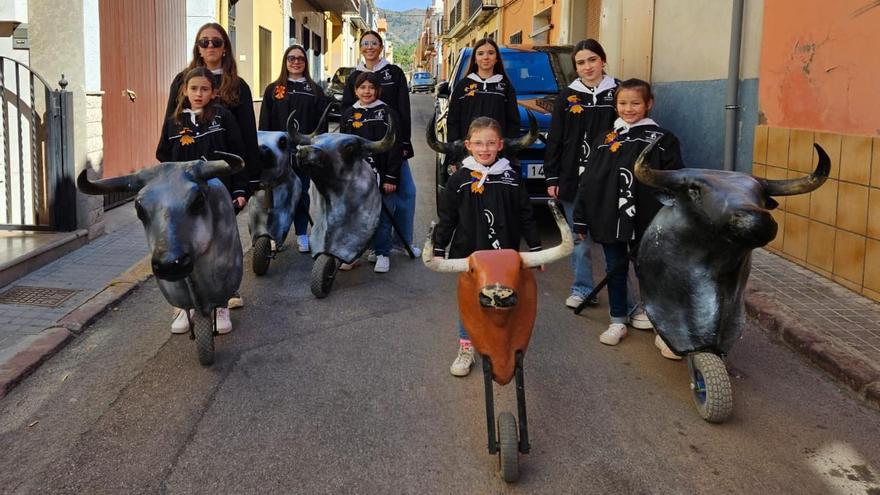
[0,286,79,307]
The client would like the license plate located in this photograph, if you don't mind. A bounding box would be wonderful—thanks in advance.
[527,164,545,178]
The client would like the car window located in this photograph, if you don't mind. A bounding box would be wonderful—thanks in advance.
[332,68,352,85]
[501,52,557,95]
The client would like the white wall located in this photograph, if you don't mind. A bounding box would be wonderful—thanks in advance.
[186,0,219,59]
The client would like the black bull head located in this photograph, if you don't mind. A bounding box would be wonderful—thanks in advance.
[76,154,245,315]
[634,140,829,356]
[426,110,539,164]
[290,117,395,264]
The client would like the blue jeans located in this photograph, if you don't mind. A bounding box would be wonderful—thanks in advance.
[601,242,630,323]
[293,166,310,236]
[562,200,595,298]
[458,319,469,340]
[391,161,416,248]
[373,192,397,256]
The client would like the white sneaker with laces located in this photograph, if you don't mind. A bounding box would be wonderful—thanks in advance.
[655,334,682,360]
[450,344,475,376]
[228,293,243,309]
[599,323,628,346]
[367,250,378,263]
[297,234,310,253]
[171,309,192,334]
[565,294,584,308]
[630,311,654,330]
[374,255,390,273]
[215,307,232,335]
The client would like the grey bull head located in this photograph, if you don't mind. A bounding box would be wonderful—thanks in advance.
[634,140,829,356]
[76,154,245,316]
[291,119,395,264]
[427,110,539,165]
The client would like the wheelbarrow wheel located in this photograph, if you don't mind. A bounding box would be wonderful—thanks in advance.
[192,310,215,366]
[252,235,272,276]
[688,352,732,423]
[310,254,338,298]
[497,412,519,482]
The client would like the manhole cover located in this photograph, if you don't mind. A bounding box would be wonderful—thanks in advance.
[0,286,79,307]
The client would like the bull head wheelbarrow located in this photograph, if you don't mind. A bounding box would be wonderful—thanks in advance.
[632,139,830,423]
[424,201,573,482]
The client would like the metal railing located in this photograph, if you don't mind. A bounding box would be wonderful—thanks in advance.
[0,57,76,231]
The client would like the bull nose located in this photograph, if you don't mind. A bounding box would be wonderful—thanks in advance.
[479,284,518,308]
[151,252,194,281]
[728,209,777,246]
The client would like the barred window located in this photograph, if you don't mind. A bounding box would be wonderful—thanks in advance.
[509,31,522,44]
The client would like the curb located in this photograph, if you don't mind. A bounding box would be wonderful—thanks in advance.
[745,287,880,411]
[0,255,153,400]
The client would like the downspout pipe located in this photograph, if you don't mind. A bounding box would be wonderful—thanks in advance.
[723,0,745,171]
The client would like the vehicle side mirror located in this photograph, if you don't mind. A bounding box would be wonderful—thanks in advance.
[436,81,450,98]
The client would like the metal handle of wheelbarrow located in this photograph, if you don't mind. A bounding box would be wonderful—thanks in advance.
[573,250,636,315]
[380,200,416,259]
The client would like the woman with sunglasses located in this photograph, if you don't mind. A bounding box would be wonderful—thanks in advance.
[164,22,258,312]
[259,45,331,253]
[165,23,260,190]
[342,30,420,259]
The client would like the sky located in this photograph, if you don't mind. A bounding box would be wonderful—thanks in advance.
[374,0,433,11]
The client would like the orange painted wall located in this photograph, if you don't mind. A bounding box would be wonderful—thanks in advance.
[759,0,880,136]
[501,0,532,44]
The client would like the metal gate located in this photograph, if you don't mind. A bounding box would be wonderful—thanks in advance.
[0,56,76,231]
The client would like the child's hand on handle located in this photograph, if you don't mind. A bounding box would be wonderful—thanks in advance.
[546,186,559,199]
[233,196,246,211]
[576,233,586,241]
[383,183,397,194]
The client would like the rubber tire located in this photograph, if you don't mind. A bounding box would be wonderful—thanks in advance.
[192,310,215,366]
[310,254,338,298]
[690,353,733,423]
[252,236,271,276]
[497,412,520,482]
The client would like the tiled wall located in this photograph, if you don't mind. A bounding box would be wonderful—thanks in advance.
[752,126,880,302]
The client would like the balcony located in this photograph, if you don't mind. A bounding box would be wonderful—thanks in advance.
[443,2,467,39]
[309,0,358,16]
[468,0,498,25]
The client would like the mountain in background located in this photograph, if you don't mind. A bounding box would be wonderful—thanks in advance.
[378,8,425,45]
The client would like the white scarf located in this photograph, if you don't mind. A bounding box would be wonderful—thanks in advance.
[183,108,202,126]
[461,156,512,190]
[356,58,390,73]
[210,68,223,76]
[569,74,617,102]
[467,72,504,90]
[288,76,307,83]
[613,117,658,135]
[352,99,386,109]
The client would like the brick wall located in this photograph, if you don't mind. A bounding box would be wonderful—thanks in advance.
[752,125,880,302]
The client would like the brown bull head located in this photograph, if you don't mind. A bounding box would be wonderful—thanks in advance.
[424,201,573,384]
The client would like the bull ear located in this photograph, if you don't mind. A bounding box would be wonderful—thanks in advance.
[764,196,779,210]
[656,191,676,207]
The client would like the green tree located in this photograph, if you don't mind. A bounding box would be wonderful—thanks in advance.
[394,43,416,73]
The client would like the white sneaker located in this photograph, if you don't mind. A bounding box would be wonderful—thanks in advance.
[450,344,475,376]
[655,334,682,360]
[339,260,358,271]
[367,250,378,263]
[171,308,192,334]
[215,307,232,335]
[374,255,390,273]
[565,294,584,308]
[228,293,244,309]
[270,239,278,252]
[630,311,653,330]
[599,323,628,346]
[410,246,422,258]
[297,234,310,253]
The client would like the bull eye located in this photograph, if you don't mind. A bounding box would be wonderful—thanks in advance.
[134,200,148,222]
[688,183,702,202]
[188,191,206,214]
[278,136,288,150]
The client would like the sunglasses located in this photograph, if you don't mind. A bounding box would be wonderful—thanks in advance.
[197,37,224,49]
[286,55,307,63]
[360,40,381,47]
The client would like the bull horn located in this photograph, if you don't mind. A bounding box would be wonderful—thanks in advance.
[520,200,574,268]
[759,144,830,196]
[503,110,538,153]
[426,113,458,155]
[287,111,311,146]
[193,152,245,179]
[363,116,396,154]
[633,135,682,189]
[76,161,145,195]
[422,222,469,273]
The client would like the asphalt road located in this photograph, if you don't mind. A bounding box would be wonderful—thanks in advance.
[2,95,879,494]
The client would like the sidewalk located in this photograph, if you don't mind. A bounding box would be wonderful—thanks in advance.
[1,208,879,408]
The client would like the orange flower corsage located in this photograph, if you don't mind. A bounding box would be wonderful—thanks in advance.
[273,85,286,100]
[178,127,195,146]
[352,112,364,129]
[567,94,584,114]
[604,130,621,152]
[465,83,478,97]
[469,171,485,194]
